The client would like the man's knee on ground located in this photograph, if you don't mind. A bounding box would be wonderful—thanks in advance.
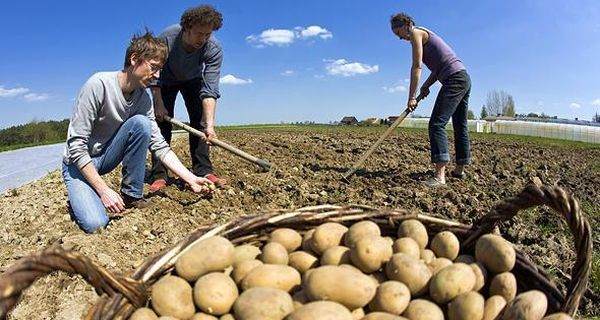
[77,211,110,233]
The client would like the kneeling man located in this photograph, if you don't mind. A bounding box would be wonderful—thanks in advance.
[62,31,213,233]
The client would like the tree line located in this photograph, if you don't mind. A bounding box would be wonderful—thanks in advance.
[0,119,69,149]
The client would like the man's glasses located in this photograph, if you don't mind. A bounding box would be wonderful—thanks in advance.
[145,60,163,73]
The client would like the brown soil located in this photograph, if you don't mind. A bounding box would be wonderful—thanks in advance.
[1,126,599,319]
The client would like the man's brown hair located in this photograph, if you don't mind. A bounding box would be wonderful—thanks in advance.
[180,5,223,31]
[123,30,168,68]
[390,13,415,28]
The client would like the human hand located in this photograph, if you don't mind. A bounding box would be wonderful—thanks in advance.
[154,100,168,122]
[188,176,215,194]
[204,126,217,145]
[99,188,125,214]
[419,86,430,98]
[407,97,418,112]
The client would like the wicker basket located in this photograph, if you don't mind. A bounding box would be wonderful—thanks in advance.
[0,183,592,319]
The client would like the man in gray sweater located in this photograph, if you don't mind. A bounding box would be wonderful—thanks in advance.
[62,32,213,233]
[148,4,226,193]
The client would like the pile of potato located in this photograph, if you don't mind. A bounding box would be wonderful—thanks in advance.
[129,219,573,320]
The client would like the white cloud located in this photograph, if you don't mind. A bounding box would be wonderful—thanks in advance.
[297,26,333,39]
[246,29,296,46]
[281,70,295,76]
[569,103,581,109]
[220,74,253,85]
[591,99,600,107]
[383,85,407,93]
[0,86,29,97]
[325,59,379,77]
[24,93,50,102]
[247,25,333,47]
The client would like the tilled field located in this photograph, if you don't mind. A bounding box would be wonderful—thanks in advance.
[0,126,599,319]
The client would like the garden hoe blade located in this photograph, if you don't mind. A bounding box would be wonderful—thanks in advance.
[341,94,425,182]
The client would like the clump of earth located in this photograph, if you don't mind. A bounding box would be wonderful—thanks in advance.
[1,127,598,319]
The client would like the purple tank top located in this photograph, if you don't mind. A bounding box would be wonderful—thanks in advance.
[418,27,466,84]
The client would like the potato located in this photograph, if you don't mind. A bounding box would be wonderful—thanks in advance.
[362,312,408,319]
[483,295,507,320]
[233,287,294,320]
[428,257,452,275]
[430,231,460,261]
[321,246,351,266]
[489,272,517,302]
[475,234,516,273]
[241,264,301,292]
[191,313,218,320]
[392,237,420,258]
[351,307,365,320]
[269,228,302,252]
[448,291,485,320]
[501,290,548,320]
[402,299,444,320]
[455,254,476,264]
[130,307,158,320]
[368,281,411,315]
[470,262,488,292]
[543,313,573,320]
[310,222,348,255]
[232,259,263,285]
[397,220,428,249]
[157,317,179,320]
[193,272,239,315]
[344,220,381,248]
[260,241,289,265]
[305,265,377,309]
[233,244,261,266]
[219,314,234,320]
[429,263,476,304]
[286,301,353,320]
[289,251,319,274]
[385,253,432,297]
[350,236,393,273]
[301,229,316,254]
[176,236,235,281]
[420,249,436,264]
[151,275,195,319]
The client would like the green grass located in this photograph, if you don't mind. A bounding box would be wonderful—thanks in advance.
[0,139,63,152]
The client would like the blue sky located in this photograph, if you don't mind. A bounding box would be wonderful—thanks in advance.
[1,0,599,129]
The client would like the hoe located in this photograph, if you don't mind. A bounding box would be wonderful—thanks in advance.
[341,93,425,183]
[165,115,272,172]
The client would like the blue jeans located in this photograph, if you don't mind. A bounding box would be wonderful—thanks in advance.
[429,70,471,165]
[62,115,152,233]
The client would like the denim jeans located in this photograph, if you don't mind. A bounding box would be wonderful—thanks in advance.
[62,115,152,233]
[429,70,472,165]
[149,77,213,181]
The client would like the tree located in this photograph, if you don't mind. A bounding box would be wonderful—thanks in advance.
[486,90,515,116]
[467,109,475,120]
[480,105,488,119]
[503,95,516,117]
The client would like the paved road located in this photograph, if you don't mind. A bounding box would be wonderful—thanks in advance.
[0,143,64,195]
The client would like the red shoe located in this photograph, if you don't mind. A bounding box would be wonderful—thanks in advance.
[149,178,167,193]
[204,173,226,188]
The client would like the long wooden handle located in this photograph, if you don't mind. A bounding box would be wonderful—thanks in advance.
[164,116,272,171]
[342,94,425,180]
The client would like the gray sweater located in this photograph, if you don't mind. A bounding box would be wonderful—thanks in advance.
[63,71,170,169]
[158,24,223,99]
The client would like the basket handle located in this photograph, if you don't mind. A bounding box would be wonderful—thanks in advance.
[0,245,146,319]
[462,183,592,316]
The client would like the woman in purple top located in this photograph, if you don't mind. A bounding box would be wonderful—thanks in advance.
[391,13,471,187]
